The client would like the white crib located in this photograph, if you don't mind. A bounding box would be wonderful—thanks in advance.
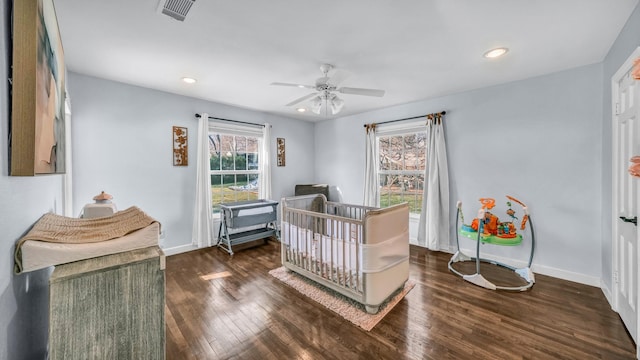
[280,194,409,314]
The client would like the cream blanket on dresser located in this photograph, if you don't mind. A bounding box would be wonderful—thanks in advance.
[14,206,159,274]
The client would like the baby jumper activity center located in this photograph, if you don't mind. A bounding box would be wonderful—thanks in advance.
[448,196,535,291]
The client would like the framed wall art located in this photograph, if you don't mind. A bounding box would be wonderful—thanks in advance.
[277,138,285,167]
[11,0,67,176]
[173,126,188,166]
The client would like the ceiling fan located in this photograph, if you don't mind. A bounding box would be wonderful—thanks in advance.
[271,64,385,115]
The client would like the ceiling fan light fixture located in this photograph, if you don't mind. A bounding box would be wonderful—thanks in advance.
[272,64,386,116]
[483,47,509,59]
[331,96,344,115]
[311,96,323,114]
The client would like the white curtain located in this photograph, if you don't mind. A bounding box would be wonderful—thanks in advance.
[418,116,450,250]
[259,123,272,200]
[192,113,214,248]
[363,124,379,207]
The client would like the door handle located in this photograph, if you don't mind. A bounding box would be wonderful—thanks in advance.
[619,216,638,225]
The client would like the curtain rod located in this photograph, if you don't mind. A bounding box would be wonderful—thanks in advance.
[195,113,266,128]
[363,111,446,128]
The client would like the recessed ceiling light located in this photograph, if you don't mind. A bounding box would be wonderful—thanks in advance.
[182,77,197,84]
[484,47,509,59]
[296,108,306,113]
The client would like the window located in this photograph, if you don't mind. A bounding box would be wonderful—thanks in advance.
[378,131,426,214]
[209,128,262,214]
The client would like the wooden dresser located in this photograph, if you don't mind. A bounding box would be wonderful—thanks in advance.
[49,246,165,359]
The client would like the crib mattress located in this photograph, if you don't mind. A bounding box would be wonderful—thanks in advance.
[18,222,160,273]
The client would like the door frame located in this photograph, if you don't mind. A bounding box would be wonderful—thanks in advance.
[611,46,640,353]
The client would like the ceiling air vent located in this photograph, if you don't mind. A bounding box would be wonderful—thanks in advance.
[157,0,195,21]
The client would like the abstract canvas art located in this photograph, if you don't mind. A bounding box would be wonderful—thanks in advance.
[11,0,66,175]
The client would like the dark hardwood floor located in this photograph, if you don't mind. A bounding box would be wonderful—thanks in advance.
[165,240,636,359]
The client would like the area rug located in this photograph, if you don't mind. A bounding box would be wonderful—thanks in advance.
[268,266,415,331]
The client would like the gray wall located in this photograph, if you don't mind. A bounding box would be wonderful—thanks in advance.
[0,0,64,359]
[315,63,604,283]
[601,3,640,294]
[68,73,315,250]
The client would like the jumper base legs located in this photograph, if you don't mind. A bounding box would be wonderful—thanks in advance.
[448,251,535,291]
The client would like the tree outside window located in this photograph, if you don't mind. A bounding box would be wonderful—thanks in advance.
[378,132,426,213]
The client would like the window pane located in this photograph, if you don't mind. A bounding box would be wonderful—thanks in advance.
[379,174,390,208]
[221,135,235,170]
[221,174,236,203]
[396,175,405,206]
[248,153,259,170]
[238,174,258,201]
[379,174,402,208]
[404,134,422,171]
[222,154,234,170]
[210,153,221,171]
[236,174,248,185]
[209,135,221,171]
[222,174,260,202]
[406,174,424,213]
[222,174,234,184]
[235,152,247,170]
[379,137,390,170]
[247,137,258,152]
[211,174,222,213]
[232,174,240,202]
[236,137,247,152]
[235,137,247,171]
[390,136,403,171]
[415,132,426,170]
[248,174,259,201]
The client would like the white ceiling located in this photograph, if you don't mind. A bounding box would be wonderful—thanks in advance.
[53,0,639,121]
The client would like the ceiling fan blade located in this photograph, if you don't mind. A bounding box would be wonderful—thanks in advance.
[286,93,318,107]
[271,82,315,89]
[338,87,385,97]
[328,69,350,86]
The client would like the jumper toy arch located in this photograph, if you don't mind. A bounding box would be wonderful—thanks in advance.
[448,195,535,291]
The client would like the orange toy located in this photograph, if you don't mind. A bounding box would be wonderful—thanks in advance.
[497,222,517,238]
[479,198,495,210]
[506,195,529,230]
[474,198,499,235]
[482,212,500,235]
[471,218,479,231]
[471,210,500,236]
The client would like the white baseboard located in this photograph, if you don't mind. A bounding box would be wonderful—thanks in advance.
[601,280,615,310]
[531,264,600,287]
[438,245,601,287]
[162,243,198,256]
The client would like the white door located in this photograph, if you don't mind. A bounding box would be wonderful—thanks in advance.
[613,47,640,347]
